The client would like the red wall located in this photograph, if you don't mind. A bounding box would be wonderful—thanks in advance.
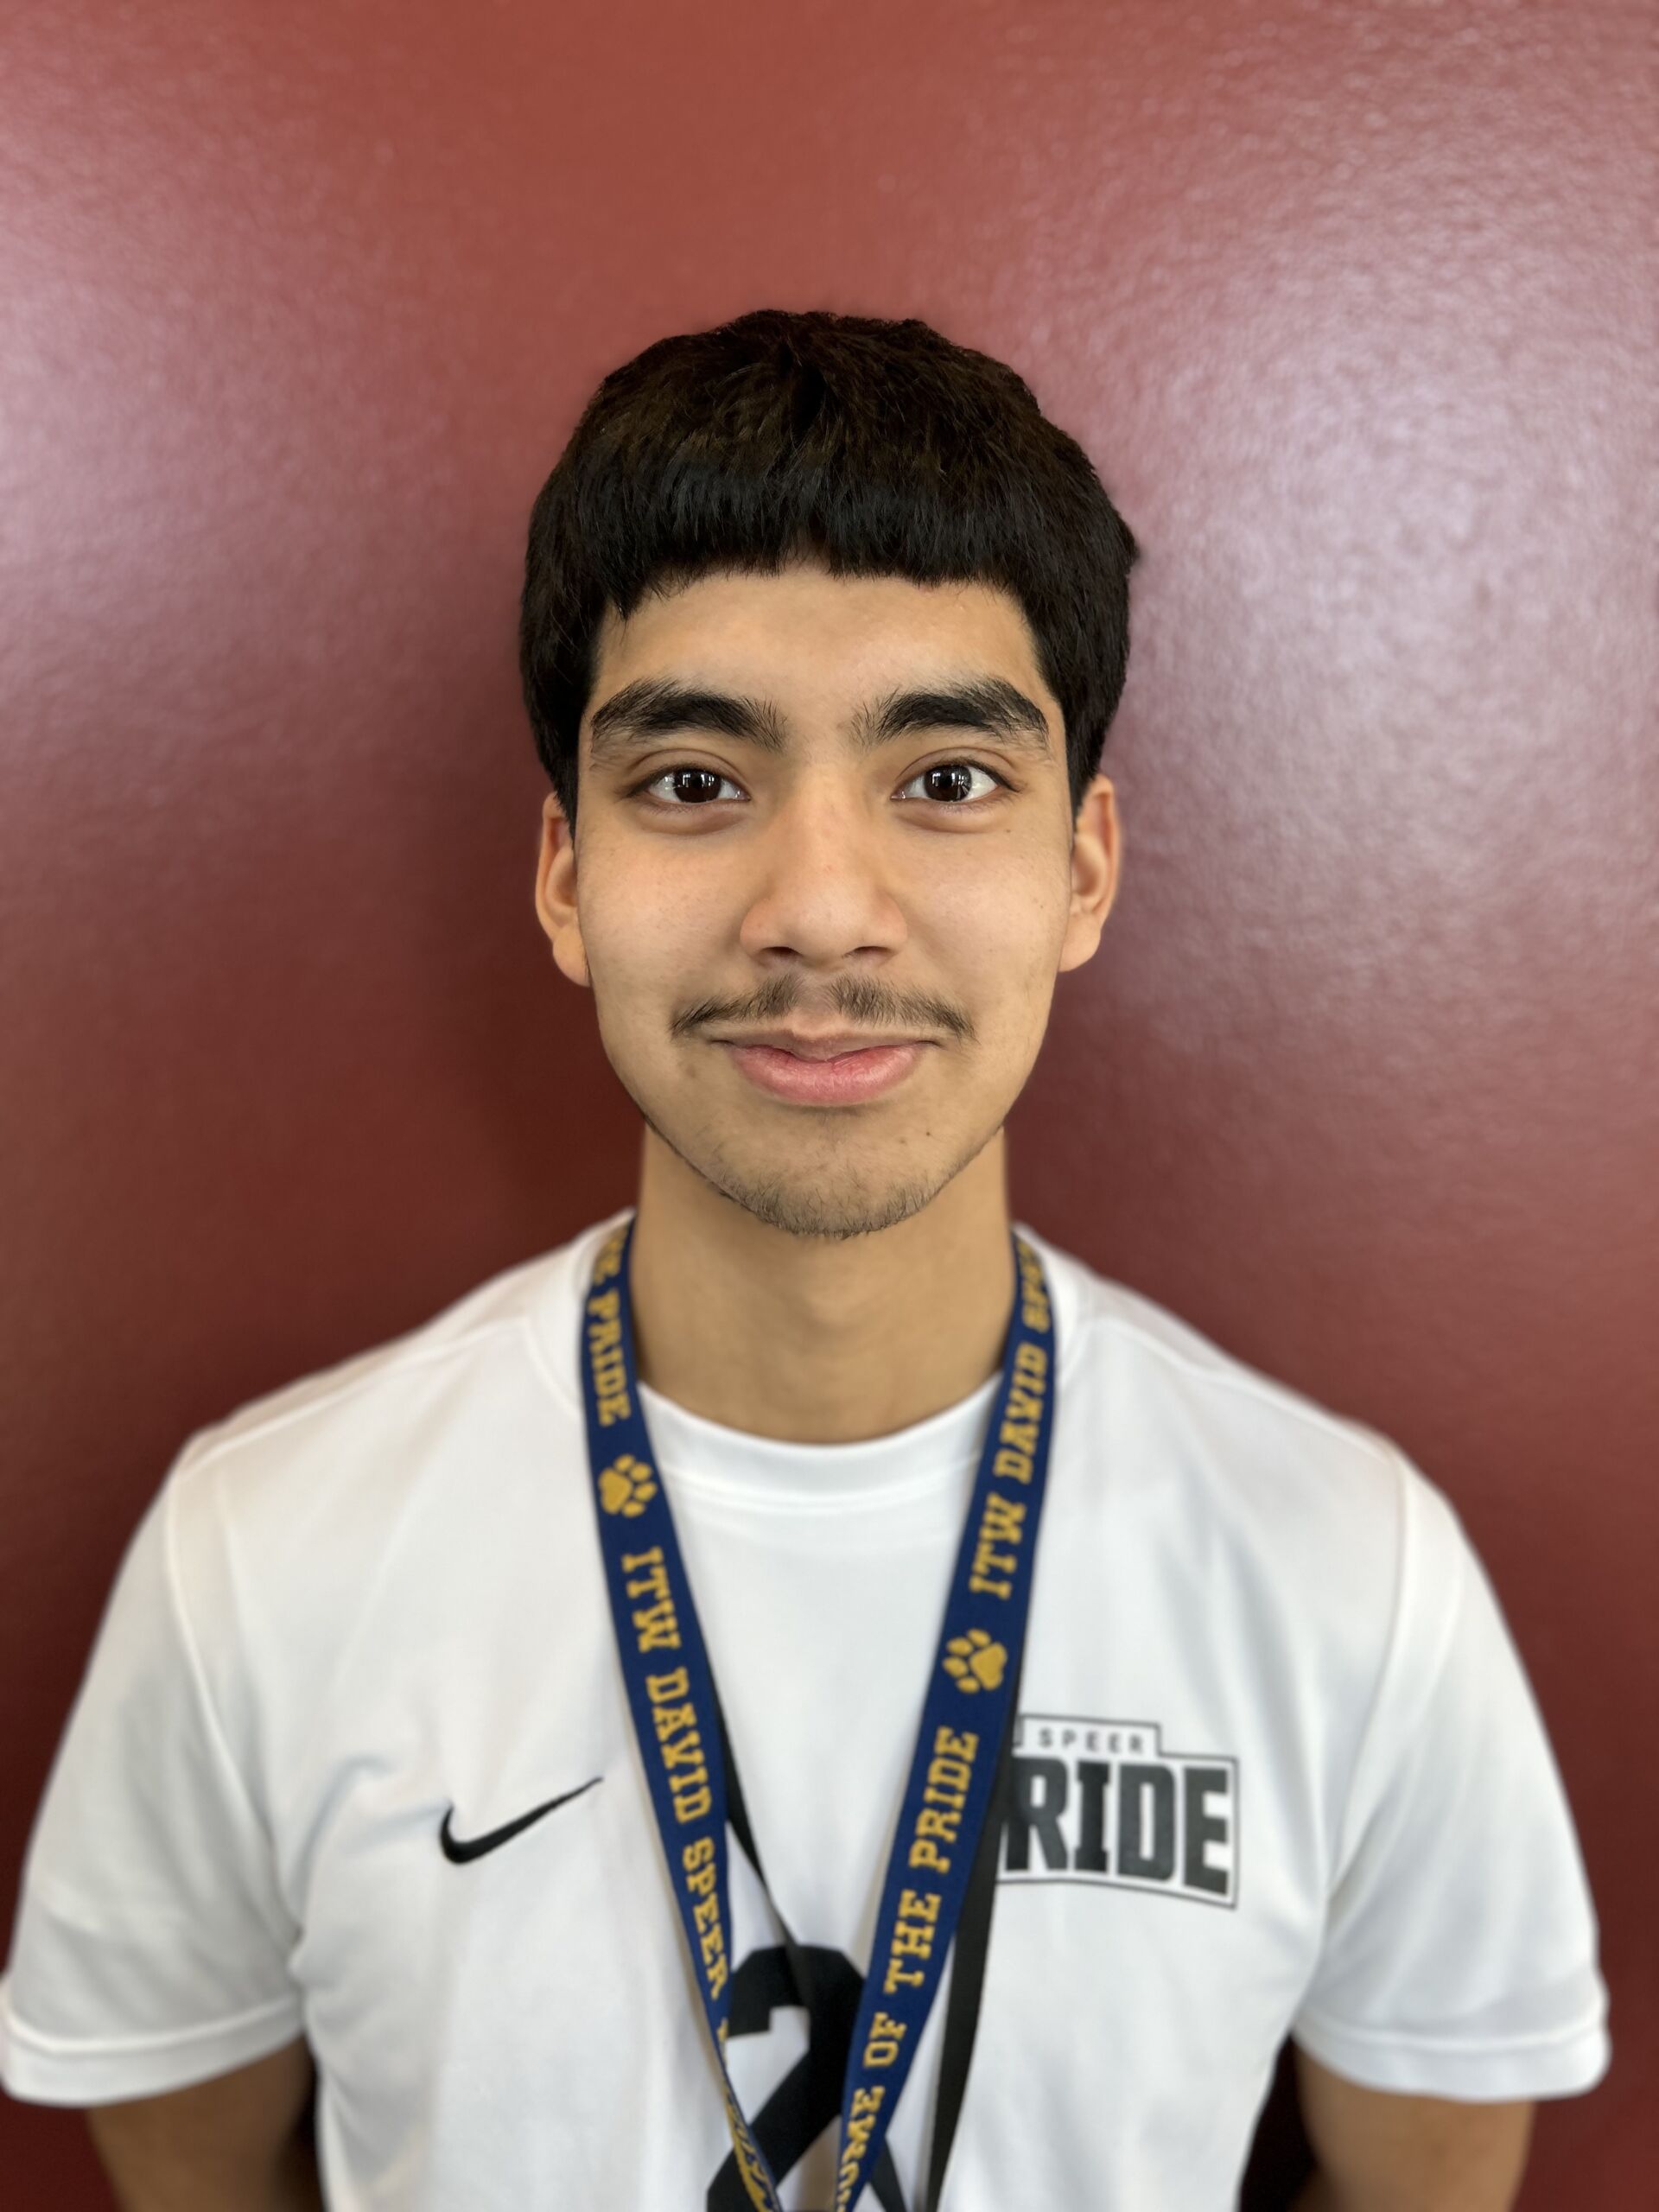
[2,3,1652,2202]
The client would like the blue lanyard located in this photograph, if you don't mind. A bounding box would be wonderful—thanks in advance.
[578,1213,1058,2212]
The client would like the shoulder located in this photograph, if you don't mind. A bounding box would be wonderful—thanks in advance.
[159,1209,626,1599]
[1023,1224,1473,1667]
[1028,1221,1425,1499]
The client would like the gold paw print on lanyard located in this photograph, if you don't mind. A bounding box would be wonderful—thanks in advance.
[599,1454,658,1517]
[943,1627,1007,1692]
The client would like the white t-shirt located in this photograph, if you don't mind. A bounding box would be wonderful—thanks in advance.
[0,1208,1610,2209]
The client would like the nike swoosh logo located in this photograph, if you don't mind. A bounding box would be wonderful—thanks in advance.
[439,1775,602,1863]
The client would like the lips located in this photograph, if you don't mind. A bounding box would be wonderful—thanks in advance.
[720,1039,926,1104]
[717,1033,921,1061]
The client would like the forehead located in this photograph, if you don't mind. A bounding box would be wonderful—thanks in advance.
[588,562,1051,699]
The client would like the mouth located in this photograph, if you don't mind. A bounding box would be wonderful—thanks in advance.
[711,1029,926,1060]
[715,1039,928,1104]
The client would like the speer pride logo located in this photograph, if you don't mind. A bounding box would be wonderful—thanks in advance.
[944,1627,1007,1692]
[598,1453,658,1517]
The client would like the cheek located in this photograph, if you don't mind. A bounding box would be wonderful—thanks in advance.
[961,887,1071,1057]
[582,870,696,982]
[928,860,1066,979]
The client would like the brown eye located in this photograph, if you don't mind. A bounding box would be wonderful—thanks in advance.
[633,766,742,806]
[899,760,1007,805]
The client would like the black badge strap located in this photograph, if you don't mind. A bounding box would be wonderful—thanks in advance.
[715,1688,910,2212]
[715,1667,1022,2212]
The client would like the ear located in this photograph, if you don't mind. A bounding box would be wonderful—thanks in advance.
[1057,773,1122,976]
[533,791,591,989]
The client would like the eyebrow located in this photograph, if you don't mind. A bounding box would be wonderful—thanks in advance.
[586,674,1054,766]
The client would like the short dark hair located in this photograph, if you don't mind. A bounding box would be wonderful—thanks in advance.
[518,308,1141,835]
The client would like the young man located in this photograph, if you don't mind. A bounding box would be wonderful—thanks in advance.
[0,309,1609,2210]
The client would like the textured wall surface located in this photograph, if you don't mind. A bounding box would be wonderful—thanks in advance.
[2,2,1653,2202]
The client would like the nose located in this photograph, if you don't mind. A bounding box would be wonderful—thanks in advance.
[734,772,912,970]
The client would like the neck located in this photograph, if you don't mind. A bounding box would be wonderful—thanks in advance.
[624,1130,1017,1444]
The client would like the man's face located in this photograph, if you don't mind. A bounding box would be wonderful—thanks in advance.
[534,559,1121,1240]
